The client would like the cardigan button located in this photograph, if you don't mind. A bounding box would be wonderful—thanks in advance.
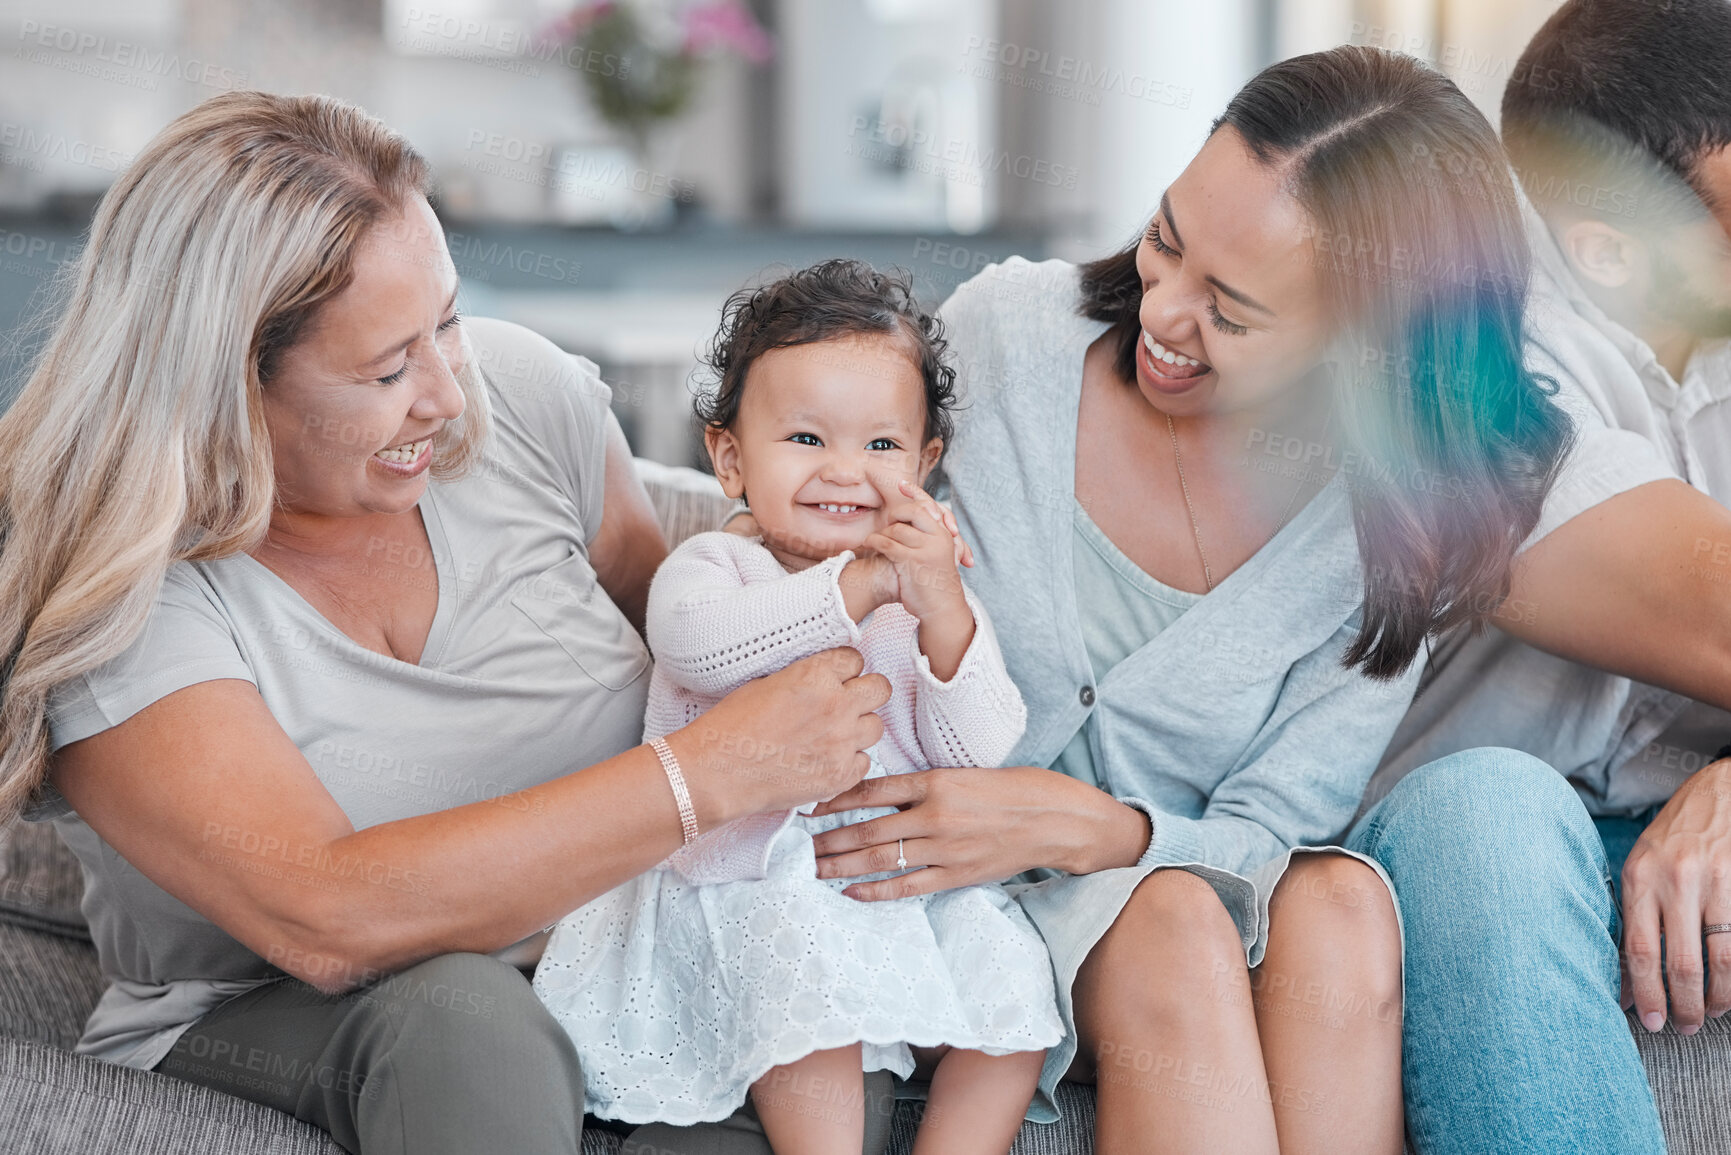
[1079,685,1096,707]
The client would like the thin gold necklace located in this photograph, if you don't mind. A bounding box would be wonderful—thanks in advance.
[1165,411,1307,593]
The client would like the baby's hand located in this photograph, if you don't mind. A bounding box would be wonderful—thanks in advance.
[863,479,972,628]
[914,480,974,570]
[837,551,899,622]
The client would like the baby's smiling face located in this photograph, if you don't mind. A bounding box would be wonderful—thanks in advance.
[705,333,942,569]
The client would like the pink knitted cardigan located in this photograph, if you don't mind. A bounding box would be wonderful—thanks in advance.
[642,531,1028,883]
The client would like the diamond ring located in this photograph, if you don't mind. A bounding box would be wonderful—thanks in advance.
[896,838,907,871]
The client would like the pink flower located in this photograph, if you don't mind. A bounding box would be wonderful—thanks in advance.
[539,1,614,44]
[681,0,773,65]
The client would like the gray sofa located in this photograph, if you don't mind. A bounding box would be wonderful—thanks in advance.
[2,462,1730,1154]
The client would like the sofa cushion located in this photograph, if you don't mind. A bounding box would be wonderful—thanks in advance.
[0,819,86,940]
[0,1035,344,1155]
[0,921,103,1049]
[1633,1006,1731,1154]
[0,1034,632,1155]
[885,1086,1096,1154]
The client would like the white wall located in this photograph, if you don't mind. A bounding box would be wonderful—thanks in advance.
[1435,0,1563,129]
[0,0,182,206]
[777,0,1000,232]
[0,0,761,220]
[1285,0,1567,127]
[1076,0,1258,255]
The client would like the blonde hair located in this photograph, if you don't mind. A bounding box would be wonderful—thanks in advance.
[0,91,491,822]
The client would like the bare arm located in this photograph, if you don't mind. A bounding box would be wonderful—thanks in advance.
[51,651,888,993]
[588,410,667,633]
[1498,479,1731,709]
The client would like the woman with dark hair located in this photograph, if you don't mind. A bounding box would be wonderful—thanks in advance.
[804,46,1573,1152]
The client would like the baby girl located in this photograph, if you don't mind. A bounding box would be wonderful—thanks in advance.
[534,259,1061,1154]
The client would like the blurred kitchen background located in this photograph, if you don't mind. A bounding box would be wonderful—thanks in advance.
[0,0,1564,466]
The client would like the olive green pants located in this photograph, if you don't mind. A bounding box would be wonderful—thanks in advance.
[155,951,894,1155]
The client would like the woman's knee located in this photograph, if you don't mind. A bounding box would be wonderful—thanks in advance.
[365,953,522,1024]
[1270,855,1398,932]
[1352,749,1620,968]
[1080,870,1246,1024]
[1266,855,1402,1009]
[1122,869,1244,957]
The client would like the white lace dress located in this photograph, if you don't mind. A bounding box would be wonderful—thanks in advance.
[532,532,1065,1125]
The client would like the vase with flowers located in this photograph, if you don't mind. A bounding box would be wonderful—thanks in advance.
[544,0,773,226]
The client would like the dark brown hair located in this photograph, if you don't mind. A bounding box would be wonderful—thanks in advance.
[1502,0,1731,232]
[696,258,957,445]
[1079,46,1573,679]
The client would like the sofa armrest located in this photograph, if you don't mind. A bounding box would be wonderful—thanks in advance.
[632,457,734,550]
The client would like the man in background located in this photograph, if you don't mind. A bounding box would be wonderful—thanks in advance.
[1353,1,1731,1150]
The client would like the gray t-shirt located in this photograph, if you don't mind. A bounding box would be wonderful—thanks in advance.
[33,317,651,1069]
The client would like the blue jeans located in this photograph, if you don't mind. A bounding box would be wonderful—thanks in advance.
[1596,807,1662,903]
[1344,748,1665,1154]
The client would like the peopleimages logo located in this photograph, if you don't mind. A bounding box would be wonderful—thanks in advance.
[959,36,1193,109]
[0,122,130,173]
[15,20,249,91]
[397,7,629,77]
[0,227,83,266]
[845,118,1079,189]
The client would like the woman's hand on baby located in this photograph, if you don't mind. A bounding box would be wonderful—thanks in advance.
[671,648,890,824]
[807,766,1155,900]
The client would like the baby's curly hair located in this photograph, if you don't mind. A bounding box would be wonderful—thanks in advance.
[695,259,958,445]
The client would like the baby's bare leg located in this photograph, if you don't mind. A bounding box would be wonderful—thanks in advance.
[910,1048,1045,1155]
[750,1045,865,1155]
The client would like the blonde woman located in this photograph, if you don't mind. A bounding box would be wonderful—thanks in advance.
[0,93,892,1155]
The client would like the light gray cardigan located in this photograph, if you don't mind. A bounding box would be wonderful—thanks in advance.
[939,258,1425,877]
